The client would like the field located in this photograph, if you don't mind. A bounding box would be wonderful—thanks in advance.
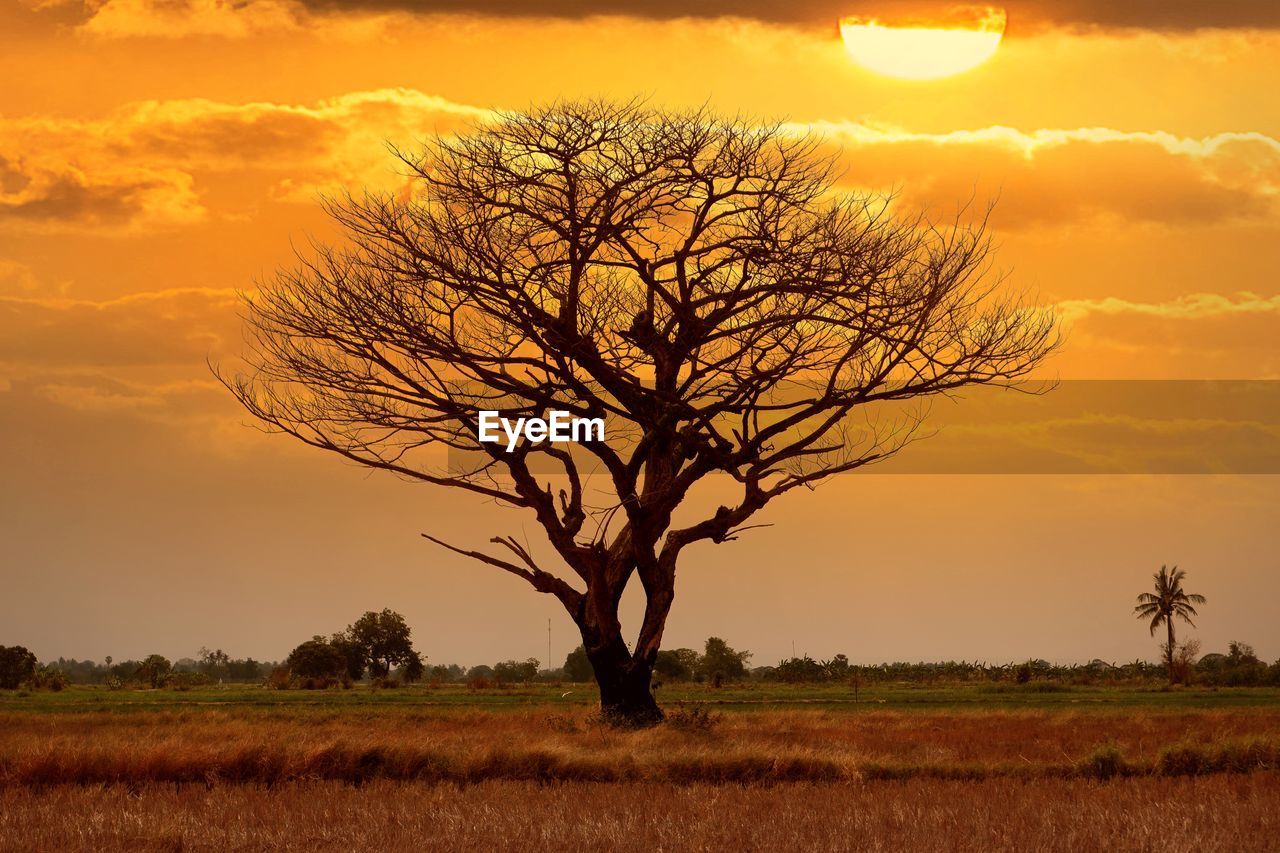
[3,683,1279,850]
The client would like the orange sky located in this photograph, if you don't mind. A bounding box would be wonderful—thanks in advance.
[1,0,1277,667]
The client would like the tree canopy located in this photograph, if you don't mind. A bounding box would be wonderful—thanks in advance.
[225,100,1058,722]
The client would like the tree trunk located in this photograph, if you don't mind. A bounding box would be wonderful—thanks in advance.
[583,632,663,727]
[1166,618,1176,684]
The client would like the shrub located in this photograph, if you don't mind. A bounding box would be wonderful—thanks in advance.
[266,667,292,690]
[1157,739,1280,776]
[26,665,70,692]
[168,671,211,691]
[1157,743,1211,776]
[665,707,721,734]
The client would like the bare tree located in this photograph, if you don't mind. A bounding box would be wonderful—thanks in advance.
[222,100,1058,724]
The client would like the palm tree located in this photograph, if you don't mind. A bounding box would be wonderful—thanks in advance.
[1134,565,1206,684]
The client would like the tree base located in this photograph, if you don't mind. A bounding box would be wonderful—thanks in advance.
[598,697,664,729]
[595,664,664,728]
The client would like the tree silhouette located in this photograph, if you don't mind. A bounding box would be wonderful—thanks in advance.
[1133,564,1206,684]
[347,609,418,678]
[286,636,345,681]
[223,100,1058,724]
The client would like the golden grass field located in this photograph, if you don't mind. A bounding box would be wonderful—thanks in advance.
[2,687,1279,850]
[4,704,1280,784]
[3,776,1278,852]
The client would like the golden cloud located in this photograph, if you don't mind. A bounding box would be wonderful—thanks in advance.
[1055,294,1280,377]
[6,90,1278,234]
[73,0,420,39]
[1057,292,1280,322]
[0,287,241,368]
[808,124,1280,229]
[77,0,306,38]
[0,152,205,233]
[0,90,487,231]
[0,259,44,295]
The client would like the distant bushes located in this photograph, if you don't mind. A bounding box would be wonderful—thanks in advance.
[493,659,540,685]
[1195,641,1279,687]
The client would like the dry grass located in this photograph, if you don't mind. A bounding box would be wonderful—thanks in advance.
[1,776,1277,852]
[2,707,1279,785]
[5,705,1279,849]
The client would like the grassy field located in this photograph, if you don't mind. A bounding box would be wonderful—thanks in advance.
[3,683,1279,850]
[7,680,1280,712]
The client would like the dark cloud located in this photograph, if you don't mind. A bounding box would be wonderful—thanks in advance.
[298,0,1280,32]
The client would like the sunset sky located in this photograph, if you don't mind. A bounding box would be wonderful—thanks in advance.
[2,0,1277,668]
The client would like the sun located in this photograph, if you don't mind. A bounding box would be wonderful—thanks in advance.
[840,6,1007,80]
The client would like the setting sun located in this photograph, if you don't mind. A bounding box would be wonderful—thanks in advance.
[840,6,1006,80]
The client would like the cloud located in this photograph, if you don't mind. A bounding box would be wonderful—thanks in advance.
[808,124,1280,229]
[1057,292,1280,322]
[0,90,486,231]
[69,0,408,39]
[1051,293,1280,378]
[31,375,227,417]
[0,288,242,368]
[7,88,1279,235]
[77,0,303,37]
[116,90,488,190]
[0,260,44,296]
[0,153,205,233]
[869,381,1280,473]
[62,0,1280,40]
[294,0,1280,33]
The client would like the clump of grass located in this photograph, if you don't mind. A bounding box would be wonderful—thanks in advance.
[1077,743,1131,780]
[543,714,580,735]
[1156,738,1280,776]
[664,707,720,734]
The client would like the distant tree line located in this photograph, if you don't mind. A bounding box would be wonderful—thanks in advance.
[5,634,1279,692]
[0,645,273,690]
[748,647,1280,687]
